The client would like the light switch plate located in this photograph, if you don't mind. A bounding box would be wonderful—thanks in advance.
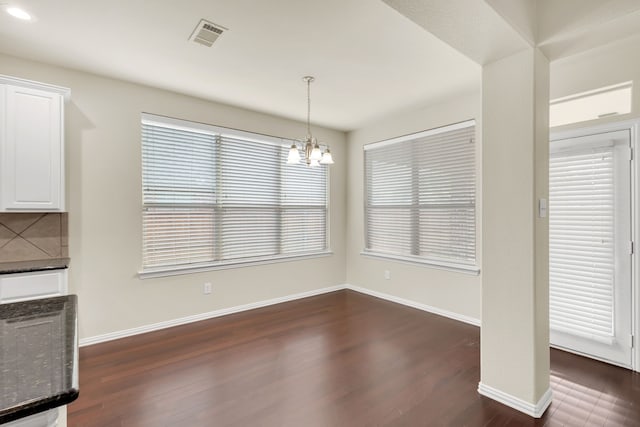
[538,198,547,218]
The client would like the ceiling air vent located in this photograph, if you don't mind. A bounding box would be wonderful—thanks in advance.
[189,19,227,47]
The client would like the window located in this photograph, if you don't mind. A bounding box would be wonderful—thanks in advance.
[550,82,632,127]
[141,114,329,275]
[549,143,615,339]
[363,120,477,272]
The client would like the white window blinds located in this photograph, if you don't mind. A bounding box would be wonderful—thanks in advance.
[549,144,615,339]
[141,114,328,272]
[364,120,476,269]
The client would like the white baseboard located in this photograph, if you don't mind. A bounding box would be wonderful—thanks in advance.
[80,283,480,346]
[79,284,345,347]
[344,284,481,327]
[478,382,553,418]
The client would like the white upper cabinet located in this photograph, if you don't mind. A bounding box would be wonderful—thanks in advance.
[0,76,69,212]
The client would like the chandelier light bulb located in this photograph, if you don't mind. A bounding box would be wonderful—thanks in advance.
[310,143,322,161]
[287,144,301,164]
[320,148,334,165]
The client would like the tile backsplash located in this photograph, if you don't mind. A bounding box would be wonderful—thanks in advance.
[0,213,68,262]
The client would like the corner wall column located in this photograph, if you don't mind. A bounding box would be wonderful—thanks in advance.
[479,47,551,417]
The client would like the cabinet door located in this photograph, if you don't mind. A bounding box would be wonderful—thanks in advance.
[2,85,63,211]
[1,313,64,426]
[2,410,59,427]
[0,270,67,303]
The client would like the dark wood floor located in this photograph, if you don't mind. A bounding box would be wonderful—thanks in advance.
[68,290,640,426]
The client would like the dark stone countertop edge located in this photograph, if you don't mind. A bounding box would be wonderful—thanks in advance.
[0,258,70,275]
[0,389,79,425]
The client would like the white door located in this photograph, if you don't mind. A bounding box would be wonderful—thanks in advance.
[549,129,632,367]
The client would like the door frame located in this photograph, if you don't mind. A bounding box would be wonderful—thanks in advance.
[551,118,640,372]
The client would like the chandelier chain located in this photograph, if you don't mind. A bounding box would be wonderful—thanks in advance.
[306,78,311,137]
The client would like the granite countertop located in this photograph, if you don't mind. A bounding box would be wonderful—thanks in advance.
[0,295,78,424]
[0,258,70,275]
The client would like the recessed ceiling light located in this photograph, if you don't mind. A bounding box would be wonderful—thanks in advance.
[6,7,32,21]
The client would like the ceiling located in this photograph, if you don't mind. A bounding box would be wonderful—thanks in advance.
[535,0,640,59]
[2,1,640,132]
[0,0,480,131]
[384,0,640,65]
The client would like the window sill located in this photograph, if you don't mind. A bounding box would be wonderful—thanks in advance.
[139,251,334,279]
[360,251,480,275]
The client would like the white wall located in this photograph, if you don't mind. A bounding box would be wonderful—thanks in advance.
[0,53,347,340]
[346,92,482,322]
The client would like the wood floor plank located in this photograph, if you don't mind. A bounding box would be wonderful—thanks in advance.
[67,290,640,426]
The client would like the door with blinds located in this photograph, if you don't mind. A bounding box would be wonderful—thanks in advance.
[549,129,632,367]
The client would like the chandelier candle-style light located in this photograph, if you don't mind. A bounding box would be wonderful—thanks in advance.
[287,76,334,167]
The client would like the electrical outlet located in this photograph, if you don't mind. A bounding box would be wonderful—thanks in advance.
[384,270,391,280]
[203,282,212,294]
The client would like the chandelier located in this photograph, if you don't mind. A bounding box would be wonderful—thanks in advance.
[287,76,334,167]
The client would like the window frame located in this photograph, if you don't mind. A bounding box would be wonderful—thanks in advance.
[549,81,633,128]
[139,113,331,279]
[361,119,479,275]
